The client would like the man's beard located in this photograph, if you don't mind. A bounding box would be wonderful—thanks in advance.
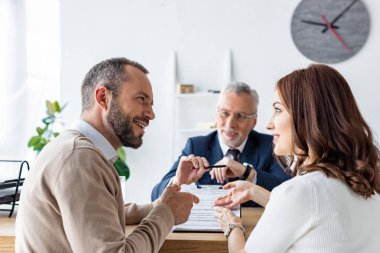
[107,101,143,149]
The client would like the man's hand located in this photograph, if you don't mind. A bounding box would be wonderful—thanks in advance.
[158,184,199,225]
[172,155,210,185]
[209,157,246,184]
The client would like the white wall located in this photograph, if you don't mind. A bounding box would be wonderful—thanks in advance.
[60,0,380,204]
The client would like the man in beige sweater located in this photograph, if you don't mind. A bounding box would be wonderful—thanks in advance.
[16,57,200,252]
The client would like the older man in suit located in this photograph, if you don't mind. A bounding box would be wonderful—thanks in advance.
[151,82,290,205]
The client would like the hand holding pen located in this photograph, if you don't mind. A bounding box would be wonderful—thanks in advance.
[173,154,211,185]
[209,157,251,184]
[209,157,233,184]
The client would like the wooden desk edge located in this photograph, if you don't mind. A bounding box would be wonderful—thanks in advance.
[126,207,264,241]
[1,207,264,253]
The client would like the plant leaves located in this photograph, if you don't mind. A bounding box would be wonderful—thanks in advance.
[53,101,60,112]
[46,100,55,114]
[36,127,44,135]
[113,158,130,180]
[28,100,67,152]
[28,136,41,147]
[34,142,46,152]
[117,147,126,161]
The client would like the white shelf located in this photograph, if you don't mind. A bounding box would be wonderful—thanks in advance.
[175,93,220,98]
[171,49,232,160]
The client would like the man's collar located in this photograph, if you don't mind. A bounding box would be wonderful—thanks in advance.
[70,119,118,163]
[217,133,248,156]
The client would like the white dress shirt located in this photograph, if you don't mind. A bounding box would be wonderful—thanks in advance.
[71,119,118,163]
[217,134,257,184]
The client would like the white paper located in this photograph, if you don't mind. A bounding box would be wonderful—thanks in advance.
[173,184,240,232]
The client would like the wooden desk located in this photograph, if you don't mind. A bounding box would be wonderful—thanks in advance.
[126,207,264,253]
[0,208,263,253]
[0,236,14,253]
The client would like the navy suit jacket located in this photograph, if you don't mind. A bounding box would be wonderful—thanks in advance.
[151,130,291,205]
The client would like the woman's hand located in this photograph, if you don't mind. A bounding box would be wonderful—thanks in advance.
[214,180,255,208]
[215,181,271,207]
[214,206,242,233]
[214,206,247,253]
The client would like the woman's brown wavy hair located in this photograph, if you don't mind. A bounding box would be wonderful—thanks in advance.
[276,64,380,198]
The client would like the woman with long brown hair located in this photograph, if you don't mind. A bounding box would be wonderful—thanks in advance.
[214,64,380,252]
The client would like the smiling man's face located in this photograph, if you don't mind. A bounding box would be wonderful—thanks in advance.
[107,65,155,149]
[216,92,257,148]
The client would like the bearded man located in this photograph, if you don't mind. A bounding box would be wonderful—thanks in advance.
[16,57,199,253]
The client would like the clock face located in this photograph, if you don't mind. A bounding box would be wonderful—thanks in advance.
[291,0,370,63]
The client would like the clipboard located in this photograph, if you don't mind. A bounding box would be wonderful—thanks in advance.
[173,184,241,232]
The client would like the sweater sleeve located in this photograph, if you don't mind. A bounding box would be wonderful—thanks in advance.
[54,149,174,253]
[245,177,316,253]
[125,203,174,252]
[124,203,153,224]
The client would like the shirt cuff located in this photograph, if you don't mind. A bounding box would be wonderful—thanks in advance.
[251,169,258,185]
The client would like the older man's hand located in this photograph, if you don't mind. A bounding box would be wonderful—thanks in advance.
[172,154,210,186]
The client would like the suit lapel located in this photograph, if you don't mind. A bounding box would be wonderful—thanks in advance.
[207,133,224,165]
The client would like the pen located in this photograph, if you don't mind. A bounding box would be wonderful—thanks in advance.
[205,164,226,169]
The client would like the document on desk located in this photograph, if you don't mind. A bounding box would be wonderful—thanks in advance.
[173,184,240,232]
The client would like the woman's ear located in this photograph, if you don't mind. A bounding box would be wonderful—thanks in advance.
[94,86,111,110]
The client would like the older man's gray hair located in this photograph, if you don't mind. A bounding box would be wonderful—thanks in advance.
[221,82,259,113]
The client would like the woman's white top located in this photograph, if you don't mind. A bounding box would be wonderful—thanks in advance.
[246,171,380,253]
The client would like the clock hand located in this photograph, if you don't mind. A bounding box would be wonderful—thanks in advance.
[321,15,351,52]
[301,19,339,29]
[322,0,359,33]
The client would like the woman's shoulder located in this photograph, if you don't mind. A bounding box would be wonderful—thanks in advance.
[273,171,325,192]
[263,172,322,222]
[278,170,338,188]
[270,171,336,207]
[271,170,357,210]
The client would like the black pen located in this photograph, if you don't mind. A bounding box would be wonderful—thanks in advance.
[192,165,226,170]
[205,164,226,169]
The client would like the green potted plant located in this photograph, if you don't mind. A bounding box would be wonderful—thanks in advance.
[27,100,130,180]
[28,100,66,152]
[114,147,130,180]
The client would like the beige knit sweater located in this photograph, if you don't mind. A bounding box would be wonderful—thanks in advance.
[16,130,174,253]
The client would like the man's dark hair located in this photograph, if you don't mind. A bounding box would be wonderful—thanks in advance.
[81,57,148,112]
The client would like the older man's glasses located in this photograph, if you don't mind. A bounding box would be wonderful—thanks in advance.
[217,109,257,122]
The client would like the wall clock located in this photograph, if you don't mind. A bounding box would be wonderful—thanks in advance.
[291,0,370,64]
